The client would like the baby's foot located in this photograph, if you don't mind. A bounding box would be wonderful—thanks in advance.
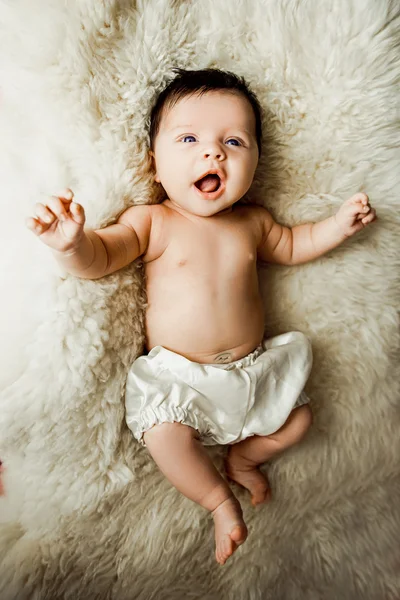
[211,496,248,565]
[225,456,271,507]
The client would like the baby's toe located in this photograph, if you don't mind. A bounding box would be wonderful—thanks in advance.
[216,535,233,565]
[225,534,237,559]
[216,546,225,565]
[221,539,231,564]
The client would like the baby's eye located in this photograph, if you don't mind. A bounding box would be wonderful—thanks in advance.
[181,135,196,143]
[226,138,241,146]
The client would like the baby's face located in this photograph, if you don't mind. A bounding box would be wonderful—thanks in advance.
[151,91,259,217]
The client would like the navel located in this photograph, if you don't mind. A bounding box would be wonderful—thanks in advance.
[214,352,233,364]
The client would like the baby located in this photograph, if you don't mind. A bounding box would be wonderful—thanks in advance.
[26,68,376,565]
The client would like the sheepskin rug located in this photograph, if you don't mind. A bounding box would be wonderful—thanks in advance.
[0,1,399,598]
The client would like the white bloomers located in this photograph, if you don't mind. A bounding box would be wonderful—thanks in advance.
[125,331,313,447]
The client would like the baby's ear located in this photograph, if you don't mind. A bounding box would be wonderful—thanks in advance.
[148,150,160,183]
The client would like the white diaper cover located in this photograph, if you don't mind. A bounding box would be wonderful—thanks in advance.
[125,331,313,447]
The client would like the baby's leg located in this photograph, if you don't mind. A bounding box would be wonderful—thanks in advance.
[143,422,248,565]
[225,404,313,506]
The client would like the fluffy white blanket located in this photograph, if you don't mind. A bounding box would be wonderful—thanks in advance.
[0,1,399,598]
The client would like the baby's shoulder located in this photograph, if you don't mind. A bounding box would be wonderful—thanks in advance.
[142,202,169,261]
[233,203,273,246]
[118,201,166,226]
[117,202,168,262]
[234,202,270,226]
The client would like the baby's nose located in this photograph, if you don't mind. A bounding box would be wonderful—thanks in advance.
[203,146,226,160]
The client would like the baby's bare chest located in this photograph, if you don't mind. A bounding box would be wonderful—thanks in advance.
[159,218,258,278]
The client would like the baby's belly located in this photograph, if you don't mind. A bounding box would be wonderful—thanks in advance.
[144,287,265,364]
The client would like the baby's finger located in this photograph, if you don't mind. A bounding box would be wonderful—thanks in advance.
[356,204,371,219]
[69,201,85,224]
[26,216,46,235]
[34,202,56,225]
[348,192,369,205]
[46,195,69,221]
[362,209,377,224]
[346,201,366,218]
[56,188,74,202]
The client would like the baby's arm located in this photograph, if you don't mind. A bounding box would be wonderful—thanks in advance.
[26,189,153,279]
[257,193,377,265]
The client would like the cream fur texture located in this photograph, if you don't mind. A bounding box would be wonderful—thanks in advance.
[0,1,399,598]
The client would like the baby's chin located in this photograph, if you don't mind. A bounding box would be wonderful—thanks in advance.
[168,196,238,218]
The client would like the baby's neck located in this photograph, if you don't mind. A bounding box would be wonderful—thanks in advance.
[163,198,234,219]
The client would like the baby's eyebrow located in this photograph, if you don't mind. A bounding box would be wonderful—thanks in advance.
[168,125,193,132]
[168,125,253,136]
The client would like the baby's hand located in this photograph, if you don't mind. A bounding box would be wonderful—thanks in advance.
[334,193,377,238]
[25,189,86,253]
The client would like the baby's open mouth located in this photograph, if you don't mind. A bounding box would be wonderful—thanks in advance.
[194,174,221,193]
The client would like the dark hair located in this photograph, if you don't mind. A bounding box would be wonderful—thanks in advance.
[149,68,263,156]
